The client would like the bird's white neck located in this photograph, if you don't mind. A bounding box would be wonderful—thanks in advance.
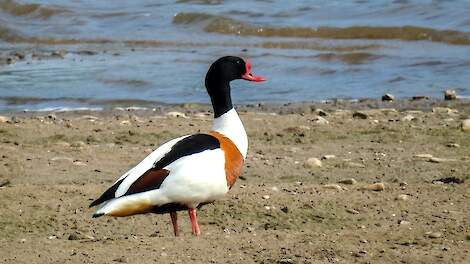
[212,108,248,159]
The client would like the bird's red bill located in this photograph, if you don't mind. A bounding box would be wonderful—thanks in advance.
[242,59,266,82]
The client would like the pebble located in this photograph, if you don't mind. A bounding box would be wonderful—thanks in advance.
[314,109,328,116]
[446,143,460,148]
[399,220,411,225]
[432,107,458,115]
[68,233,80,240]
[362,182,385,191]
[461,119,470,132]
[414,153,433,159]
[70,141,86,148]
[120,120,131,125]
[338,178,357,185]
[50,156,73,162]
[428,157,456,163]
[0,116,9,123]
[401,114,416,121]
[166,111,188,118]
[304,157,322,168]
[352,111,368,119]
[382,93,395,101]
[278,258,294,264]
[396,194,409,201]
[55,141,71,147]
[346,208,359,214]
[444,89,457,100]
[312,116,329,125]
[73,161,88,166]
[262,195,270,200]
[321,154,336,160]
[427,232,442,239]
[323,184,343,191]
[346,162,365,168]
[359,239,368,243]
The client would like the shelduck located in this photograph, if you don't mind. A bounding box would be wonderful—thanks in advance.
[90,56,266,236]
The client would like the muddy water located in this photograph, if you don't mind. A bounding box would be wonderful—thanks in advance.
[1,0,470,111]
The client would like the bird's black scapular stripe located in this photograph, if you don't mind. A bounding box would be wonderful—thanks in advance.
[90,134,220,207]
[89,177,125,207]
[152,133,220,170]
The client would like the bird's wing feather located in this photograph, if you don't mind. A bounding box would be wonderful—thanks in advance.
[90,134,221,207]
[90,135,189,207]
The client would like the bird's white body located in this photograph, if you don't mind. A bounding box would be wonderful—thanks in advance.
[94,109,247,216]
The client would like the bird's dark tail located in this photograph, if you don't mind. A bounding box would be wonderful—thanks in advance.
[92,213,104,218]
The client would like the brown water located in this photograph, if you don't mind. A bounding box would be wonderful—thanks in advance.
[1,0,470,111]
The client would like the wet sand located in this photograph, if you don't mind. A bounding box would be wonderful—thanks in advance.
[1,100,470,263]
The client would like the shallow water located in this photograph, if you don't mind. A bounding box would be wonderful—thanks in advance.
[1,0,470,111]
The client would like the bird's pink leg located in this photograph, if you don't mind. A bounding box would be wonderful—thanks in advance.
[188,208,201,236]
[170,211,179,236]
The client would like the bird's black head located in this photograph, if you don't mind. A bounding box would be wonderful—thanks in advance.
[205,56,265,118]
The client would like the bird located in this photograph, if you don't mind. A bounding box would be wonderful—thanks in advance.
[89,56,266,236]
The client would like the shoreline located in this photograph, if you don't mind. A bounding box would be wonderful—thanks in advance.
[2,97,470,117]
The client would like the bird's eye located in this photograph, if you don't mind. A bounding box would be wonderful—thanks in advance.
[236,60,240,64]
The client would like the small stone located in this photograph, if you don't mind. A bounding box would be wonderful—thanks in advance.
[48,235,57,240]
[446,143,460,148]
[362,182,385,191]
[346,208,359,214]
[113,257,127,263]
[68,233,80,240]
[414,153,433,159]
[353,111,368,119]
[433,107,458,114]
[262,195,270,200]
[73,161,88,166]
[346,162,365,168]
[321,154,336,160]
[264,206,271,210]
[54,141,71,147]
[428,157,456,163]
[399,220,411,225]
[50,156,73,162]
[396,194,409,201]
[70,141,86,148]
[304,157,322,168]
[160,252,168,257]
[47,113,57,120]
[401,114,416,121]
[0,116,9,123]
[360,239,368,243]
[166,111,187,118]
[312,116,329,125]
[466,234,470,241]
[280,207,289,213]
[382,93,395,101]
[323,184,343,191]
[399,181,408,187]
[461,119,470,132]
[444,89,457,100]
[120,120,131,125]
[278,258,294,264]
[338,178,357,185]
[315,109,328,116]
[428,232,442,239]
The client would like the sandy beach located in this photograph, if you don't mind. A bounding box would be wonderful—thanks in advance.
[0,99,469,263]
